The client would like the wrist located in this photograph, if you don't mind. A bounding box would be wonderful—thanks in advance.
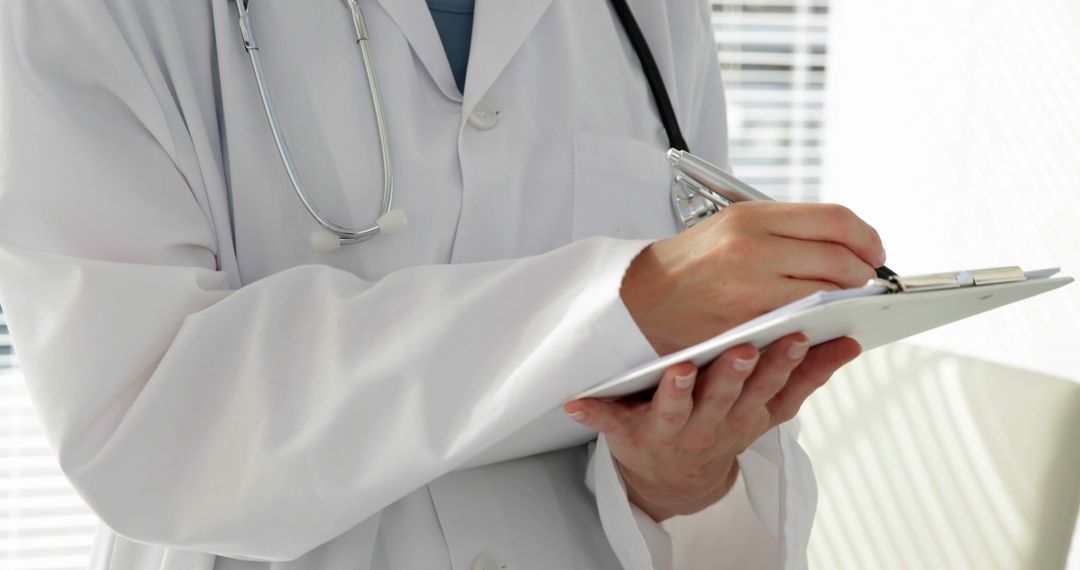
[619,242,678,355]
[620,458,741,522]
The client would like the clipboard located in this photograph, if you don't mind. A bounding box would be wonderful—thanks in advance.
[461,267,1073,469]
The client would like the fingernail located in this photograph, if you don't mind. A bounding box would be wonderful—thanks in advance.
[568,410,587,422]
[788,340,810,360]
[674,371,697,390]
[877,249,887,267]
[733,355,759,372]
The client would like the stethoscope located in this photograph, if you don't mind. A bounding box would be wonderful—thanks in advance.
[234,0,717,252]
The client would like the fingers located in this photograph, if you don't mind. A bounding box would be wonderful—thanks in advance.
[681,344,758,439]
[767,337,862,423]
[763,235,877,289]
[727,202,886,269]
[565,362,697,438]
[643,362,699,441]
[566,335,857,446]
[727,333,809,420]
[564,397,641,437]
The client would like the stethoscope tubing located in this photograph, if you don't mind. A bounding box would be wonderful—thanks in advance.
[606,0,688,153]
[236,0,690,247]
[236,0,394,245]
[347,0,396,224]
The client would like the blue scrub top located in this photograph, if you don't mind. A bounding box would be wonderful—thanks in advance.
[426,0,475,93]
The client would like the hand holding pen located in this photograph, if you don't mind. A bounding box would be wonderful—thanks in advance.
[668,149,898,280]
[619,199,887,355]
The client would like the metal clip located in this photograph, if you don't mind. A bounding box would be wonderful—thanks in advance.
[670,175,731,231]
[345,0,369,41]
[236,1,258,52]
[969,266,1028,286]
[879,266,1026,293]
[865,277,901,293]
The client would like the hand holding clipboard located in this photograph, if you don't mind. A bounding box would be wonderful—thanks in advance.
[467,152,1073,473]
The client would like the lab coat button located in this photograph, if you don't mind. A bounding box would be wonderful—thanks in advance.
[468,101,498,130]
[471,551,505,570]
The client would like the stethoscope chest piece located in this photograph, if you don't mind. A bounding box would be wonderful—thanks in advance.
[670,175,731,231]
[309,209,408,253]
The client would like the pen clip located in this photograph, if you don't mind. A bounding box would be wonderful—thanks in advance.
[667,149,775,203]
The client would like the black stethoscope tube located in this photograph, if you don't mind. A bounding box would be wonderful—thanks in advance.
[607,0,690,153]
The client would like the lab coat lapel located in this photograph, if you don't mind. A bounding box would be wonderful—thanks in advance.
[372,0,462,101]
[462,0,556,111]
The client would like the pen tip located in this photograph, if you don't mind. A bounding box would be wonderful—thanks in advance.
[875,266,899,279]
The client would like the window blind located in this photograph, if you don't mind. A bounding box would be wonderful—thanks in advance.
[2,307,98,570]
[0,2,831,566]
[0,309,13,368]
[711,0,829,202]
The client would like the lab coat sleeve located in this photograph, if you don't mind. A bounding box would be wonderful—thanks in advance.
[0,1,660,561]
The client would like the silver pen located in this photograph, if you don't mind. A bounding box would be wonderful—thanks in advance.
[667,148,899,279]
[667,149,773,202]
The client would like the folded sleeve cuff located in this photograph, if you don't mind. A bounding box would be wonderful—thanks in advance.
[587,238,662,370]
[586,435,673,570]
[739,420,817,569]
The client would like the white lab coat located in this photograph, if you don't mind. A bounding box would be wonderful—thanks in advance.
[0,0,815,568]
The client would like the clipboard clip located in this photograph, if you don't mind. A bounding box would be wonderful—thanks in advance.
[869,266,1027,293]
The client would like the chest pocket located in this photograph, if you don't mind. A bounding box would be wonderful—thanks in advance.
[571,131,679,242]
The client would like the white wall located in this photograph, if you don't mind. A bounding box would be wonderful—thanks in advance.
[822,0,1080,382]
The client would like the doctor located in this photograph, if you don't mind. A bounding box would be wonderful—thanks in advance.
[0,0,883,569]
